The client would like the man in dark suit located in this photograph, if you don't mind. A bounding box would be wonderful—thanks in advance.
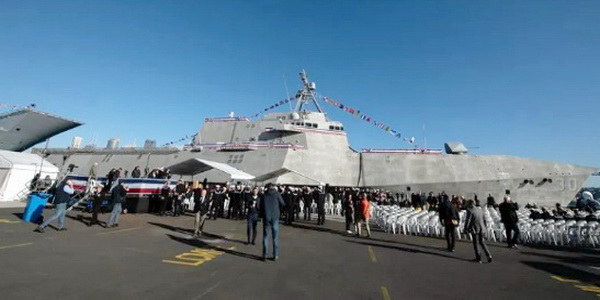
[316,186,326,225]
[438,194,459,252]
[464,200,492,263]
[499,196,520,249]
[259,183,285,261]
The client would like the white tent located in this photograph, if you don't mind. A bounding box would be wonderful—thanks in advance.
[0,150,59,202]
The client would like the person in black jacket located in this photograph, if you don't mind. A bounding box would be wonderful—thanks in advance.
[159,181,171,216]
[302,187,312,220]
[174,180,186,217]
[499,196,520,249]
[131,166,141,178]
[88,184,104,227]
[193,185,210,236]
[282,186,295,225]
[106,181,127,228]
[438,195,459,252]
[246,187,261,245]
[344,190,355,234]
[259,183,285,261]
[316,186,326,225]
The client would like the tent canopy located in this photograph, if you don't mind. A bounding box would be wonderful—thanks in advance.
[0,149,58,172]
[167,158,254,180]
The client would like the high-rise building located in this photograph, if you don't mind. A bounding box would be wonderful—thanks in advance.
[106,138,120,149]
[71,136,83,149]
[144,139,156,149]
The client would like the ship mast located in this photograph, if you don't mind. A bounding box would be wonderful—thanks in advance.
[294,70,324,113]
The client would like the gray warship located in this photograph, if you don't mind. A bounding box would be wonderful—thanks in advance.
[35,71,597,206]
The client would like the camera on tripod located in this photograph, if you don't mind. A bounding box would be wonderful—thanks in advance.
[67,164,79,173]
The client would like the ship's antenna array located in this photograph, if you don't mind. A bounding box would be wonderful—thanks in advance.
[294,70,324,113]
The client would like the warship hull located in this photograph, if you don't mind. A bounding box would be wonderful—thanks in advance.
[37,132,596,207]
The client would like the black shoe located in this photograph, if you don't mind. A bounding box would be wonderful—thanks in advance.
[488,257,493,263]
[34,227,44,233]
[473,258,482,263]
[251,241,255,245]
[261,256,267,261]
[114,224,119,227]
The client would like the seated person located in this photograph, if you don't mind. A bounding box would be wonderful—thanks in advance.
[529,209,542,220]
[554,203,567,217]
[540,208,552,220]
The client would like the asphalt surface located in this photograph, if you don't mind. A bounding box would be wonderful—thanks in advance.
[1,207,599,300]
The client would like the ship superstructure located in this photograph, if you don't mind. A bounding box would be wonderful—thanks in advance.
[35,71,597,206]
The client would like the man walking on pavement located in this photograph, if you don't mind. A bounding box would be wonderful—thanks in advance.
[499,196,520,249]
[35,179,75,233]
[438,193,459,252]
[464,200,492,263]
[259,183,285,261]
[106,181,127,228]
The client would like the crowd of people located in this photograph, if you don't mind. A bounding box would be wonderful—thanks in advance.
[33,168,597,263]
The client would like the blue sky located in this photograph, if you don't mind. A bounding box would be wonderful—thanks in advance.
[1,1,599,186]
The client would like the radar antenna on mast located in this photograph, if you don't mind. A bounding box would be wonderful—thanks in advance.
[294,70,324,113]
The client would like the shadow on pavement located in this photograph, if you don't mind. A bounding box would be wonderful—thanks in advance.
[147,221,247,245]
[346,239,473,262]
[520,251,600,265]
[522,261,600,286]
[166,233,264,261]
[522,244,600,256]
[66,214,107,227]
[292,221,447,252]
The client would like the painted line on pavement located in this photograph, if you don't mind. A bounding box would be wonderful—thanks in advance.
[0,242,33,250]
[97,227,141,235]
[550,275,600,296]
[368,246,377,263]
[381,286,391,300]
[0,219,20,224]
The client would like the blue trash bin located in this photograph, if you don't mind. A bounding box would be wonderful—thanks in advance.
[23,193,51,224]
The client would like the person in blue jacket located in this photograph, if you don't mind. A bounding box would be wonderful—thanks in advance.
[259,183,285,261]
[35,179,74,233]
